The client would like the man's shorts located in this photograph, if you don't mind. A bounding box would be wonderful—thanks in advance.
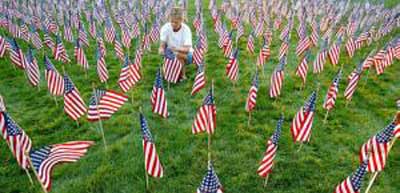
[186,52,193,65]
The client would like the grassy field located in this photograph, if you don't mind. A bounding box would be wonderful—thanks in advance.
[0,1,399,193]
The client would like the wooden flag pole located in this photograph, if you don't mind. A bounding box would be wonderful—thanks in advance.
[25,151,48,193]
[208,79,215,162]
[263,174,270,188]
[323,110,330,124]
[24,168,34,186]
[139,107,150,192]
[92,83,107,150]
[297,143,303,152]
[248,111,251,128]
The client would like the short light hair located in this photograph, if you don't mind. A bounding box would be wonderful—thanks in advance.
[170,7,184,19]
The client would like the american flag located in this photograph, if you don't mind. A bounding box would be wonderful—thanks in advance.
[279,19,292,41]
[196,162,224,193]
[0,35,9,58]
[226,49,239,82]
[78,23,89,47]
[290,91,317,143]
[150,22,160,43]
[114,34,125,61]
[89,15,97,38]
[323,69,342,111]
[43,27,55,50]
[192,88,216,134]
[0,112,32,169]
[118,56,141,92]
[334,159,368,193]
[295,37,312,57]
[96,47,109,83]
[96,34,106,57]
[344,64,362,101]
[222,31,233,58]
[133,47,143,69]
[269,56,286,98]
[121,28,132,49]
[328,36,343,66]
[245,71,258,112]
[163,48,183,84]
[236,23,245,41]
[193,12,202,32]
[44,55,64,96]
[257,114,283,178]
[131,21,140,39]
[193,36,206,66]
[25,48,40,87]
[313,38,328,74]
[359,122,396,172]
[345,37,356,58]
[373,49,386,75]
[63,16,74,43]
[54,35,70,64]
[29,141,94,192]
[63,74,86,121]
[310,19,320,46]
[7,38,26,69]
[139,113,164,178]
[74,39,89,71]
[246,33,255,54]
[29,26,43,49]
[87,89,128,122]
[104,17,116,43]
[151,69,168,118]
[254,18,264,37]
[278,35,289,60]
[191,64,206,96]
[257,39,271,68]
[296,51,310,85]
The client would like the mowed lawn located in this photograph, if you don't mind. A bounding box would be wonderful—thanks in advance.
[0,0,399,193]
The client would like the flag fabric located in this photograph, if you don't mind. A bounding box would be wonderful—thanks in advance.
[87,89,128,122]
[121,28,132,49]
[0,35,9,58]
[139,113,164,178]
[328,36,342,66]
[373,49,387,75]
[96,47,109,83]
[257,115,283,178]
[0,95,5,112]
[344,65,362,101]
[29,26,43,49]
[313,39,328,74]
[257,40,271,67]
[25,48,40,87]
[222,31,233,58]
[296,51,310,85]
[7,38,26,69]
[191,64,206,96]
[74,39,89,71]
[54,35,70,64]
[334,159,368,193]
[0,112,32,169]
[269,56,286,98]
[78,23,89,47]
[278,36,289,60]
[247,33,255,54]
[226,49,239,81]
[29,141,94,192]
[44,56,64,96]
[151,69,168,118]
[245,71,259,112]
[196,162,224,193]
[359,122,396,172]
[163,48,183,83]
[114,34,125,61]
[104,18,116,43]
[296,37,312,57]
[43,28,55,50]
[133,47,143,69]
[63,75,86,121]
[323,69,342,111]
[310,20,320,46]
[118,56,141,92]
[290,91,317,143]
[192,88,216,134]
[345,37,356,58]
[193,36,206,66]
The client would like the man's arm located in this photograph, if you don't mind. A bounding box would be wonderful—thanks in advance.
[159,41,167,55]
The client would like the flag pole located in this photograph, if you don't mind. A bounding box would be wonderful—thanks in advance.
[24,168,34,186]
[139,107,150,192]
[25,151,48,193]
[208,79,215,162]
[263,174,270,188]
[92,83,107,150]
[323,110,330,124]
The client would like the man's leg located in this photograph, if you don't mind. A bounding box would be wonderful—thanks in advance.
[177,52,188,79]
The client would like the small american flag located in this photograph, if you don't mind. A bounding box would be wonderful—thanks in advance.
[43,27,55,50]
[222,31,233,58]
[245,71,259,112]
[29,141,94,192]
[323,69,342,111]
[295,37,312,57]
[29,25,43,49]
[140,113,164,178]
[150,22,160,43]
[133,47,143,69]
[78,22,89,47]
[196,162,224,193]
[163,48,183,84]
[118,56,140,92]
[63,15,74,43]
[257,114,283,178]
[121,27,132,49]
[334,159,368,193]
[226,49,239,82]
[74,39,89,71]
[0,112,32,169]
[44,55,64,96]
[278,35,289,60]
[290,91,317,143]
[104,17,116,43]
[25,47,40,87]
[373,49,386,75]
[328,36,343,66]
[151,69,168,118]
[344,64,362,101]
[0,35,9,58]
[7,38,26,69]
[63,74,86,121]
[310,19,320,46]
[269,56,286,98]
[359,122,396,172]
[313,38,328,74]
[96,46,109,83]
[87,89,128,122]
[193,35,206,66]
[257,39,271,68]
[54,35,70,64]
[191,64,206,96]
[114,33,125,61]
[192,88,216,134]
[246,33,255,54]
[295,51,310,85]
[345,37,356,58]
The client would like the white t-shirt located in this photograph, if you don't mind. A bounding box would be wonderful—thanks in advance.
[160,22,193,53]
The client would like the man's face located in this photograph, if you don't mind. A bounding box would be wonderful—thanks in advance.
[171,18,183,31]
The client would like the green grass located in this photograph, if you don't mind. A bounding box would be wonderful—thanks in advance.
[1,1,399,193]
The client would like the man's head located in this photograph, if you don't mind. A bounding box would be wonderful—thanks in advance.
[170,7,184,31]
